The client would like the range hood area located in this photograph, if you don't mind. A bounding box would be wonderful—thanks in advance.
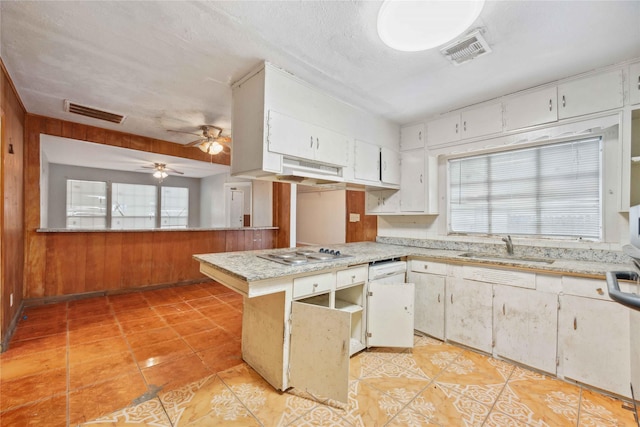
[230,62,400,191]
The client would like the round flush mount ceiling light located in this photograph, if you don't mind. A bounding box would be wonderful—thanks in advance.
[377,0,485,52]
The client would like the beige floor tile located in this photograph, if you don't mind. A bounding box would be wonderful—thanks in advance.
[334,379,413,426]
[284,405,354,426]
[483,410,532,427]
[76,397,171,426]
[359,374,431,405]
[410,340,465,379]
[579,389,638,427]
[495,370,581,426]
[159,375,260,426]
[407,382,491,427]
[217,364,322,426]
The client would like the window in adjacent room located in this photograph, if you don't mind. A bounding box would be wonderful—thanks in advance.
[160,186,189,229]
[448,137,602,239]
[111,183,157,230]
[66,179,107,229]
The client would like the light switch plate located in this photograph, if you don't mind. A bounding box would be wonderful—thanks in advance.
[349,213,360,222]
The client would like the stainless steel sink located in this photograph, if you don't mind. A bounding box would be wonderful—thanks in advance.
[458,252,555,264]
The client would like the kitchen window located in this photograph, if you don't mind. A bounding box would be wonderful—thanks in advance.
[448,137,602,239]
[160,186,189,229]
[111,183,157,230]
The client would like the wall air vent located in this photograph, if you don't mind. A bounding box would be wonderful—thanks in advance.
[440,29,492,66]
[64,100,126,124]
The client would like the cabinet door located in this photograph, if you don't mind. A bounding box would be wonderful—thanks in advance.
[367,281,415,348]
[558,295,631,398]
[400,150,425,212]
[267,110,315,160]
[401,123,425,151]
[365,189,400,214]
[313,124,350,166]
[289,301,350,403]
[558,69,624,119]
[354,140,380,182]
[427,114,461,146]
[409,272,445,339]
[380,147,400,185]
[445,278,493,353]
[493,286,557,374]
[630,62,640,105]
[504,86,558,131]
[461,103,503,140]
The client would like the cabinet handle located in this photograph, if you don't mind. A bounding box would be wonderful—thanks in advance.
[310,136,314,148]
[562,95,566,108]
[455,123,458,134]
[502,303,505,315]
[573,317,577,330]
[463,121,467,132]
[419,174,423,183]
[316,137,320,149]
[423,264,428,270]
[450,294,454,304]
[313,283,318,289]
[437,294,441,303]
[637,75,640,90]
[418,130,422,141]
[351,275,356,282]
[596,287,604,295]
[549,99,553,111]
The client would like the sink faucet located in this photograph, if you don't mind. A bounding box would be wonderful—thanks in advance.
[502,235,514,255]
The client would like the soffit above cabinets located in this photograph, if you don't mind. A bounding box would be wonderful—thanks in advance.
[1,1,639,145]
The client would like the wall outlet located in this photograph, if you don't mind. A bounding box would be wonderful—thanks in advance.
[349,213,361,223]
[10,293,13,307]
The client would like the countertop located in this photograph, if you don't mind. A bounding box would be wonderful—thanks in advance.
[193,241,635,283]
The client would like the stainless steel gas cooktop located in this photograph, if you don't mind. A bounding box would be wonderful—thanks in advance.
[258,248,353,266]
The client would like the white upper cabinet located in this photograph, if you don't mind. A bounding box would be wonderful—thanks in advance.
[630,61,640,105]
[557,69,624,119]
[461,102,503,140]
[399,150,438,214]
[313,124,351,166]
[427,103,503,146]
[427,114,461,146]
[380,147,400,185]
[400,123,425,151]
[353,140,380,182]
[504,86,558,131]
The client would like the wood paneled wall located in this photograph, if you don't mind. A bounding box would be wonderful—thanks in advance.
[23,114,282,299]
[38,229,275,297]
[346,190,377,243]
[1,59,26,344]
[272,182,292,248]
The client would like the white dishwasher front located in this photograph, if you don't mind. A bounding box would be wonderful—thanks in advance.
[367,260,415,348]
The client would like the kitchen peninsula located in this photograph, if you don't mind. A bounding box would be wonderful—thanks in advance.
[194,240,639,403]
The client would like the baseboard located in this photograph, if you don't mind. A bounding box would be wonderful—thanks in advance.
[1,300,25,353]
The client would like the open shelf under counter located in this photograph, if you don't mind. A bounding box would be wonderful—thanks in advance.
[335,299,364,314]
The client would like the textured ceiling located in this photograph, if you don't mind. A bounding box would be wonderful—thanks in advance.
[2,1,640,148]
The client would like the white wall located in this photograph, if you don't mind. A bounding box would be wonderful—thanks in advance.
[296,189,346,246]
[200,173,228,227]
[252,180,273,227]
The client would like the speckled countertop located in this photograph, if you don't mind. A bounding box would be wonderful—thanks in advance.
[193,241,635,283]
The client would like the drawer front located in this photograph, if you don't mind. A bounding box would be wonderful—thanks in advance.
[293,272,334,299]
[562,276,610,300]
[463,266,536,289]
[336,266,368,288]
[410,260,448,275]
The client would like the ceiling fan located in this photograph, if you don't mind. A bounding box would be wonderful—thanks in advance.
[141,162,184,182]
[167,125,231,155]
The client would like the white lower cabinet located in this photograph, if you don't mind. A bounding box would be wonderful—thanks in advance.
[408,260,447,339]
[445,277,493,353]
[493,285,558,374]
[558,293,631,398]
[288,266,414,403]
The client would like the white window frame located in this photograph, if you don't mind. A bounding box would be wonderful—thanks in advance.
[446,136,604,240]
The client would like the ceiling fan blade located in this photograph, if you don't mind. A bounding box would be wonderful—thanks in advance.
[167,129,202,137]
[216,136,232,144]
[186,138,205,147]
[165,167,184,175]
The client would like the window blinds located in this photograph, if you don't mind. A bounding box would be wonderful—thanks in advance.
[449,137,602,239]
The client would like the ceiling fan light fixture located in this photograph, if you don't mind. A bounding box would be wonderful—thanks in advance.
[377,0,485,52]
[199,141,224,155]
[153,170,168,179]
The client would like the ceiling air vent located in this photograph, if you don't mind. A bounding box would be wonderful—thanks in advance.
[64,100,126,124]
[440,29,491,66]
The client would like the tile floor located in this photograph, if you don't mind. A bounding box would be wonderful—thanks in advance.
[1,282,638,426]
